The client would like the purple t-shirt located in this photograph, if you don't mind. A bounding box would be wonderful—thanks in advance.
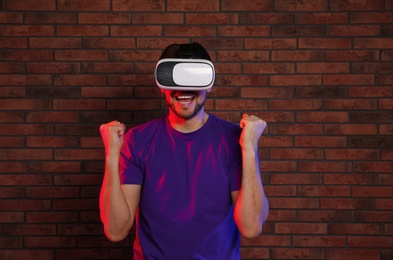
[119,113,243,260]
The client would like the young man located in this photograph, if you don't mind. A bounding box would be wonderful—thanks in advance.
[99,42,269,259]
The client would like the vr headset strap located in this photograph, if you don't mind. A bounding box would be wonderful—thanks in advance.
[178,43,193,58]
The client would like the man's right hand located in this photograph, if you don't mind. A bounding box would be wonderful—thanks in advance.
[99,121,126,156]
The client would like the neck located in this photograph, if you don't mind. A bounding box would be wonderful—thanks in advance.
[168,110,209,133]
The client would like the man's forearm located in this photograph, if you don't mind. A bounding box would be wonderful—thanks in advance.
[99,155,134,242]
[234,147,269,238]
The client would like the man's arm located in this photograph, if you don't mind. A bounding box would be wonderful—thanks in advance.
[99,121,141,242]
[232,114,269,239]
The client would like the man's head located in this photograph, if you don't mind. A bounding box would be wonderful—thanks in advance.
[157,42,212,120]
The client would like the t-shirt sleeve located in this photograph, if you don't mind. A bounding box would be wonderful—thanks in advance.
[229,132,243,192]
[119,131,144,185]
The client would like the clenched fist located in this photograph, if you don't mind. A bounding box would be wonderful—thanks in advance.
[239,114,267,152]
[99,120,126,156]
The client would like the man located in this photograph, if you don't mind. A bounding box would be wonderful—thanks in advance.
[99,42,269,259]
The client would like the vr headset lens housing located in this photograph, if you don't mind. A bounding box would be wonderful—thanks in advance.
[155,58,215,91]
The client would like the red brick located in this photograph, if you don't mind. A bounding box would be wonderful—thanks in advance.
[275,0,327,11]
[2,0,56,10]
[55,249,108,260]
[349,236,393,248]
[3,224,55,235]
[271,148,323,160]
[270,124,323,135]
[57,223,103,235]
[295,13,348,24]
[349,86,393,97]
[272,50,324,61]
[323,99,378,110]
[221,0,272,11]
[272,25,325,37]
[0,12,23,23]
[54,149,103,161]
[0,137,25,148]
[216,75,268,87]
[0,174,52,186]
[330,0,385,11]
[57,25,108,36]
[295,136,347,148]
[26,212,76,224]
[376,199,393,210]
[0,26,54,36]
[329,25,381,36]
[0,187,25,198]
[353,186,393,197]
[293,235,346,247]
[353,211,393,222]
[320,198,374,209]
[261,161,297,173]
[29,37,81,49]
[58,0,109,11]
[54,75,106,86]
[112,0,165,11]
[297,210,351,222]
[241,235,291,247]
[327,249,380,260]
[111,26,162,36]
[28,161,80,172]
[351,12,393,23]
[299,38,351,49]
[27,112,79,123]
[326,149,379,160]
[329,223,382,235]
[243,63,294,74]
[216,99,267,111]
[325,124,377,135]
[187,14,237,24]
[218,50,269,62]
[219,26,270,37]
[300,162,352,173]
[324,173,378,185]
[326,50,379,61]
[265,186,297,197]
[0,50,53,61]
[83,38,136,49]
[266,210,296,222]
[165,25,216,37]
[82,62,134,74]
[270,173,322,185]
[107,99,160,110]
[55,50,108,61]
[0,149,53,160]
[0,162,26,173]
[0,38,27,49]
[1,200,50,211]
[27,187,80,198]
[24,236,76,248]
[271,248,324,260]
[323,74,374,85]
[271,75,322,86]
[27,62,80,73]
[297,62,349,73]
[298,186,350,197]
[355,162,393,173]
[241,87,292,99]
[78,13,131,24]
[54,174,104,186]
[0,250,53,260]
[245,38,297,49]
[0,75,52,85]
[25,12,76,24]
[269,198,319,209]
[297,112,348,122]
[134,13,183,24]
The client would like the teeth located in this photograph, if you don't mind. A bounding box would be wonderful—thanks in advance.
[177,95,193,100]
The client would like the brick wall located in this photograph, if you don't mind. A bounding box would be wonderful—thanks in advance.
[1,0,392,259]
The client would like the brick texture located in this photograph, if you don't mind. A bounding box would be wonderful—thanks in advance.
[0,0,392,259]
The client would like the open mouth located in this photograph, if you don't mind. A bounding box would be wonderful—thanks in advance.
[174,92,196,104]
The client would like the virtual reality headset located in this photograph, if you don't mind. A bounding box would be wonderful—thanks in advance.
[154,58,215,91]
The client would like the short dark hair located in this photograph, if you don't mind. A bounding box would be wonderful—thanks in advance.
[159,42,211,61]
